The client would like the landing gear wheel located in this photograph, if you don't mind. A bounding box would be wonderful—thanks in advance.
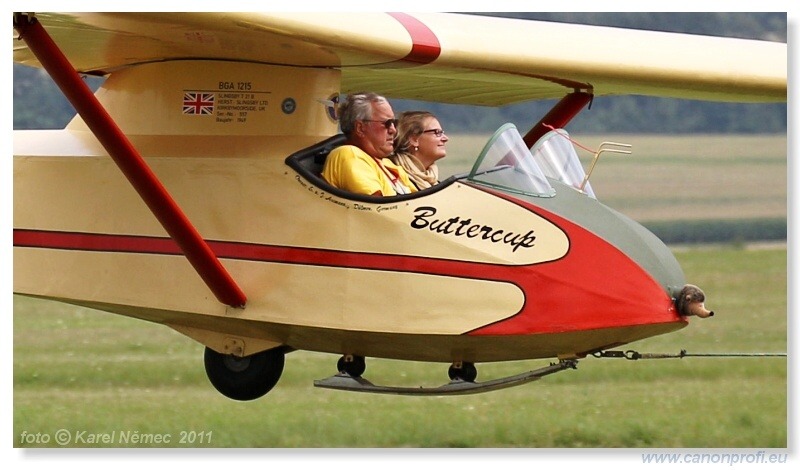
[204,346,285,401]
[448,362,478,382]
[337,355,366,377]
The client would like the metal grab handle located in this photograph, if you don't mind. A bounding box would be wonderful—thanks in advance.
[579,142,632,191]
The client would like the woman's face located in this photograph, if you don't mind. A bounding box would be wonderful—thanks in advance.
[413,117,448,167]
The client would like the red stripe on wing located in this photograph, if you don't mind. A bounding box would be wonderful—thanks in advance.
[387,12,441,64]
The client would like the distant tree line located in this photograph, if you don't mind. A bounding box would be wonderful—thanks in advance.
[644,218,786,245]
[13,12,787,134]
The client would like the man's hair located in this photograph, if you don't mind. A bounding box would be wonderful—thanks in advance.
[338,92,387,136]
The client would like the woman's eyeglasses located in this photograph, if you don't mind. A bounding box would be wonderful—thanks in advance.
[363,118,398,129]
[422,128,445,137]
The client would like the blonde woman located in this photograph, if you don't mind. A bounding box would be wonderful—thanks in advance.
[392,111,448,190]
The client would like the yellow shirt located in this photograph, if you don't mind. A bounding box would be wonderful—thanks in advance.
[322,145,418,196]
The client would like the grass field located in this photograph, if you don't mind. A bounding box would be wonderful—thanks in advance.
[12,246,787,449]
[12,134,788,450]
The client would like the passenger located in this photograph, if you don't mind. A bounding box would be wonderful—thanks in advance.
[391,111,448,190]
[321,92,417,196]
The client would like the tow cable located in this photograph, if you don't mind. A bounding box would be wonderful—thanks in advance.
[592,349,786,360]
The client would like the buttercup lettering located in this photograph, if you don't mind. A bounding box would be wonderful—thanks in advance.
[410,206,536,252]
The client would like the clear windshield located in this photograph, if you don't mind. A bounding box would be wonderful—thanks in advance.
[467,124,555,198]
[530,129,596,198]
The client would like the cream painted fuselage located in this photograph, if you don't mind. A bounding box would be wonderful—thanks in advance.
[14,61,687,364]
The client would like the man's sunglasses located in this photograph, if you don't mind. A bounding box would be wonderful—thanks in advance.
[363,118,398,129]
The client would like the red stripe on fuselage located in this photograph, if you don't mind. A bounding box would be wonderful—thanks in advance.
[387,12,441,64]
[14,198,679,336]
[13,229,501,284]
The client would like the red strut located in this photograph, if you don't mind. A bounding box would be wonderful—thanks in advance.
[14,15,247,308]
[523,91,593,148]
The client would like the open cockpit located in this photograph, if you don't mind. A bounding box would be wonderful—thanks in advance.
[285,123,616,203]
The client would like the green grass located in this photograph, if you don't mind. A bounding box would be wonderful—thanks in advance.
[13,246,787,448]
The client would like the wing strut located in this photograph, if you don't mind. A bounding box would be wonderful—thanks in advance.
[523,91,593,147]
[13,14,247,309]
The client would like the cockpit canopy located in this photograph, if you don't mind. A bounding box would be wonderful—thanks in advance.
[467,124,595,199]
[530,128,595,198]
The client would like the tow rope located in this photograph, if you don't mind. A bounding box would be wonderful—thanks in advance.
[592,349,786,360]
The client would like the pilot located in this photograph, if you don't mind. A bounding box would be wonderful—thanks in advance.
[322,92,417,196]
[391,110,448,190]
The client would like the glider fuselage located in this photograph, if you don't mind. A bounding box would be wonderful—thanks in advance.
[13,60,687,364]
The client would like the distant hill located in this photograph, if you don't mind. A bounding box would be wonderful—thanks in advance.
[13,12,787,133]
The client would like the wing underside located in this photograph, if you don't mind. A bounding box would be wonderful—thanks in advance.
[12,12,787,105]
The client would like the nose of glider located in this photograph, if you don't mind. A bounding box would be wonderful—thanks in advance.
[675,284,715,318]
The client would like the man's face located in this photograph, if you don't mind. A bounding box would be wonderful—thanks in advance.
[357,100,397,158]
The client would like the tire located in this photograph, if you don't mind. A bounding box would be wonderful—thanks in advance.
[204,346,285,401]
[448,362,478,382]
[336,355,366,377]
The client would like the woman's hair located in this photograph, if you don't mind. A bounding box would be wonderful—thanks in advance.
[337,92,387,136]
[394,111,435,153]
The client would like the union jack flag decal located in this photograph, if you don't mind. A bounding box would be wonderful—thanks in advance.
[183,92,215,115]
